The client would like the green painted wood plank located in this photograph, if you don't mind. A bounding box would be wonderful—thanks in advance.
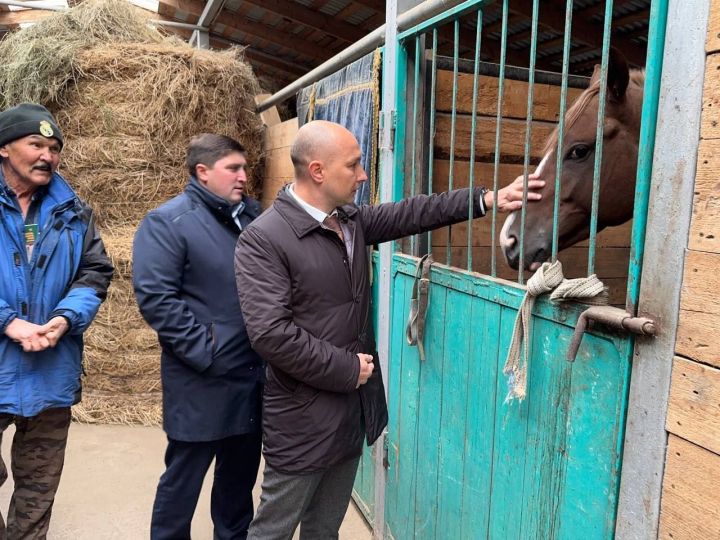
[354,258,380,520]
[488,305,531,539]
[518,317,573,539]
[412,283,448,538]
[387,272,422,539]
[436,288,473,538]
[460,298,502,537]
[557,334,629,540]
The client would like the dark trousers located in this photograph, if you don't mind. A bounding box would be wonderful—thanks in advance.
[0,407,71,540]
[151,432,262,540]
[247,456,360,540]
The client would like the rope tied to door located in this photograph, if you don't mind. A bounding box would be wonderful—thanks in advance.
[503,260,608,403]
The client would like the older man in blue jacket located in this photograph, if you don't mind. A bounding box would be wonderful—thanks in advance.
[0,103,113,539]
[133,133,264,540]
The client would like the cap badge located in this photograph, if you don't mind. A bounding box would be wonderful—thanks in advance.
[39,120,54,138]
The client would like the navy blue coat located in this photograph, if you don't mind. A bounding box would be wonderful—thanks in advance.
[133,177,263,442]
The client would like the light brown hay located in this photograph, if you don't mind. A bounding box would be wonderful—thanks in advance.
[0,0,163,109]
[84,350,160,376]
[83,373,161,394]
[72,392,162,426]
[3,0,264,426]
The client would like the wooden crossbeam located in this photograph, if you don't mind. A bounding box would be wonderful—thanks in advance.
[509,0,646,66]
[241,0,365,43]
[158,0,338,63]
[242,47,309,77]
[350,0,384,13]
[0,8,54,26]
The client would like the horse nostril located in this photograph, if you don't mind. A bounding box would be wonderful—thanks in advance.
[507,235,517,248]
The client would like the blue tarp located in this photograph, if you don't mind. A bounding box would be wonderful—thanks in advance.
[297,50,381,205]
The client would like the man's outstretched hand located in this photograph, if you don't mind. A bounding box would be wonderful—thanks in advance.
[483,172,545,213]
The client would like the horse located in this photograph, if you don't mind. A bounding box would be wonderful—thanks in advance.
[499,50,645,271]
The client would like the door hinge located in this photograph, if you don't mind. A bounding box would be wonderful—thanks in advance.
[383,433,390,470]
[380,110,397,152]
[567,305,657,362]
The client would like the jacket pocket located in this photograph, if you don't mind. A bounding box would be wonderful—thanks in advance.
[207,320,256,376]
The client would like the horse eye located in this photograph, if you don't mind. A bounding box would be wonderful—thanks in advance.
[566,145,591,161]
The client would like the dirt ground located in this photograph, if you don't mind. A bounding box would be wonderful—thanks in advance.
[0,423,372,539]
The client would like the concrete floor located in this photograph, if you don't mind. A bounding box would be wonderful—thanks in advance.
[0,423,372,540]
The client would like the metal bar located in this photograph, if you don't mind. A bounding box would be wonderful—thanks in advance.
[517,0,540,284]
[490,0,509,278]
[615,1,701,538]
[256,0,470,113]
[374,0,400,533]
[433,57,590,88]
[427,29,439,250]
[150,20,207,31]
[467,9,483,272]
[587,0,615,275]
[625,1,667,313]
[551,0,574,261]
[397,0,492,42]
[189,0,227,48]
[446,18,460,266]
[410,35,421,256]
[0,0,64,11]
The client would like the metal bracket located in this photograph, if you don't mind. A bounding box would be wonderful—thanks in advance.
[382,434,390,470]
[380,110,397,152]
[567,306,657,362]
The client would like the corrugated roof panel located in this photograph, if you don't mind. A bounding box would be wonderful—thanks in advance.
[344,6,376,26]
[317,0,353,17]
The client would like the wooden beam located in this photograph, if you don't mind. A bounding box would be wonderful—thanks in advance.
[242,47,308,77]
[350,0,384,13]
[158,0,338,62]
[509,0,646,66]
[659,435,720,540]
[667,357,720,455]
[241,0,365,43]
[0,8,54,26]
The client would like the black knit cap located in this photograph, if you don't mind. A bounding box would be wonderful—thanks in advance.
[0,103,63,149]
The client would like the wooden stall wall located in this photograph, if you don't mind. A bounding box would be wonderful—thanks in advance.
[260,112,298,208]
[429,70,633,305]
[658,3,720,538]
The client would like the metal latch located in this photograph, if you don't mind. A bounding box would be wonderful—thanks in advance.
[567,306,657,362]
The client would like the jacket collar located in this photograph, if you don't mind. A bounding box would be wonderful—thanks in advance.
[185,176,260,223]
[0,165,76,212]
[273,185,358,238]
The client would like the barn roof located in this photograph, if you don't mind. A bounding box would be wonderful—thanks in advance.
[0,0,652,95]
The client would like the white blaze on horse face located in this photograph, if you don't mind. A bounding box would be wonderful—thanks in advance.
[499,151,552,253]
[500,212,516,250]
[534,151,552,179]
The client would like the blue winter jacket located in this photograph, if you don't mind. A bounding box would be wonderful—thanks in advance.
[133,177,264,442]
[0,169,113,417]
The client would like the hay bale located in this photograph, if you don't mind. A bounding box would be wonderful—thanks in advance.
[73,392,162,426]
[0,0,162,109]
[0,0,265,426]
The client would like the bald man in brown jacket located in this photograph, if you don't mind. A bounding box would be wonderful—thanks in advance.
[234,120,543,539]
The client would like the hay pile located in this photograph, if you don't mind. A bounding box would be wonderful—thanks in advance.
[0,0,264,425]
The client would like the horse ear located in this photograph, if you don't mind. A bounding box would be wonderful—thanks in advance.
[607,47,630,102]
[589,48,631,102]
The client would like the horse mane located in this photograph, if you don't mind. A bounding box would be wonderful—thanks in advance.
[542,68,646,156]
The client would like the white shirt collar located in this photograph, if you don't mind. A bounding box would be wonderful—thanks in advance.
[287,183,336,223]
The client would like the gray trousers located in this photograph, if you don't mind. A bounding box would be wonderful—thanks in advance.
[247,456,361,540]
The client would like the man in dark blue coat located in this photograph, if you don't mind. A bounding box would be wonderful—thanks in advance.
[133,133,264,540]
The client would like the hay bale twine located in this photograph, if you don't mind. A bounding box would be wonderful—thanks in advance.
[0,0,264,426]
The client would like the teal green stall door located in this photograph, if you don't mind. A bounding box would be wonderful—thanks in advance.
[384,257,632,539]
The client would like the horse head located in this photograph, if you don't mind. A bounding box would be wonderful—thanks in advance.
[500,50,645,271]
